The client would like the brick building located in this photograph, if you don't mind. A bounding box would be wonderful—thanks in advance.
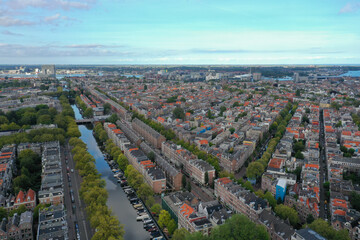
[132,118,166,149]
[214,177,269,222]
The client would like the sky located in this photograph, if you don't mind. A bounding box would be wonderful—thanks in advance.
[0,0,360,64]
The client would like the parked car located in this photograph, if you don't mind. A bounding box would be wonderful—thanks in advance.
[136,214,149,221]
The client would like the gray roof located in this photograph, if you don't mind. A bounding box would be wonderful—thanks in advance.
[20,211,33,225]
[295,228,326,240]
[259,210,294,239]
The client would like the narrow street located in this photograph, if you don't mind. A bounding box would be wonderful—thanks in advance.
[61,142,93,240]
[319,109,329,220]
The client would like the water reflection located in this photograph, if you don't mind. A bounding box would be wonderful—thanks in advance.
[73,104,150,240]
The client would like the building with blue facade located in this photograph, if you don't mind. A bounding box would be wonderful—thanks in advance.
[276,179,287,202]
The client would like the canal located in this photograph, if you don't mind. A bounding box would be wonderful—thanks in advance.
[71,105,151,240]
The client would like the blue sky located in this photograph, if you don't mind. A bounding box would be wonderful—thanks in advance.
[0,0,360,64]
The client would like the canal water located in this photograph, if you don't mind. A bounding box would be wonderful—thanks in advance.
[71,105,150,240]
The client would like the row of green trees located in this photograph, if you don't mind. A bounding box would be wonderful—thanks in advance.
[94,122,183,237]
[94,123,156,207]
[0,104,58,131]
[75,95,94,118]
[69,137,124,240]
[0,94,81,148]
[59,94,81,138]
[247,102,297,180]
[0,128,67,148]
[94,122,109,142]
[158,210,177,235]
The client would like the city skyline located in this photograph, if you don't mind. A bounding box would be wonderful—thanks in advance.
[1,0,360,64]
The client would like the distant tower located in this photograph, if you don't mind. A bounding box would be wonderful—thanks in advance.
[252,72,262,81]
[40,65,56,78]
[250,67,256,74]
[293,72,299,82]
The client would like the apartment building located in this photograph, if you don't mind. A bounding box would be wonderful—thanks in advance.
[38,141,64,205]
[0,145,16,197]
[187,159,215,185]
[0,211,33,240]
[37,205,68,240]
[161,141,196,168]
[117,120,142,146]
[214,177,269,222]
[140,142,182,190]
[132,118,166,149]
[162,191,199,223]
[143,167,166,193]
[178,203,212,236]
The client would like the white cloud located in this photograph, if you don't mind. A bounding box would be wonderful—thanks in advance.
[6,0,96,11]
[0,16,34,26]
[1,30,24,36]
[43,13,62,23]
[339,2,360,14]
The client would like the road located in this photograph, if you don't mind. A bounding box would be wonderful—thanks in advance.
[61,141,93,240]
[235,132,272,179]
[190,181,216,202]
[319,109,328,219]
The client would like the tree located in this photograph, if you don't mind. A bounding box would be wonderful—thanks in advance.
[205,171,209,185]
[147,151,155,161]
[37,114,52,124]
[335,121,342,128]
[107,113,118,124]
[91,214,124,240]
[349,148,355,156]
[173,107,185,120]
[117,154,128,171]
[137,183,153,203]
[232,102,240,108]
[0,207,7,220]
[307,214,315,224]
[302,115,309,124]
[246,162,265,179]
[0,116,9,125]
[206,110,214,119]
[244,181,254,192]
[167,219,177,235]
[229,127,235,134]
[294,141,305,152]
[182,175,187,189]
[264,191,277,208]
[274,204,299,227]
[296,89,301,96]
[350,191,360,211]
[158,210,171,229]
[308,219,350,240]
[103,103,111,114]
[206,214,270,240]
[220,106,227,114]
[187,181,192,192]
[173,228,189,240]
[295,151,304,159]
[9,205,27,217]
[150,204,162,215]
[83,108,93,118]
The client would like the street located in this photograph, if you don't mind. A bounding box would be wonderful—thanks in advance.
[319,109,329,220]
[61,142,93,240]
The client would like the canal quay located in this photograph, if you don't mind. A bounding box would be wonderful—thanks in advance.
[72,105,151,240]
